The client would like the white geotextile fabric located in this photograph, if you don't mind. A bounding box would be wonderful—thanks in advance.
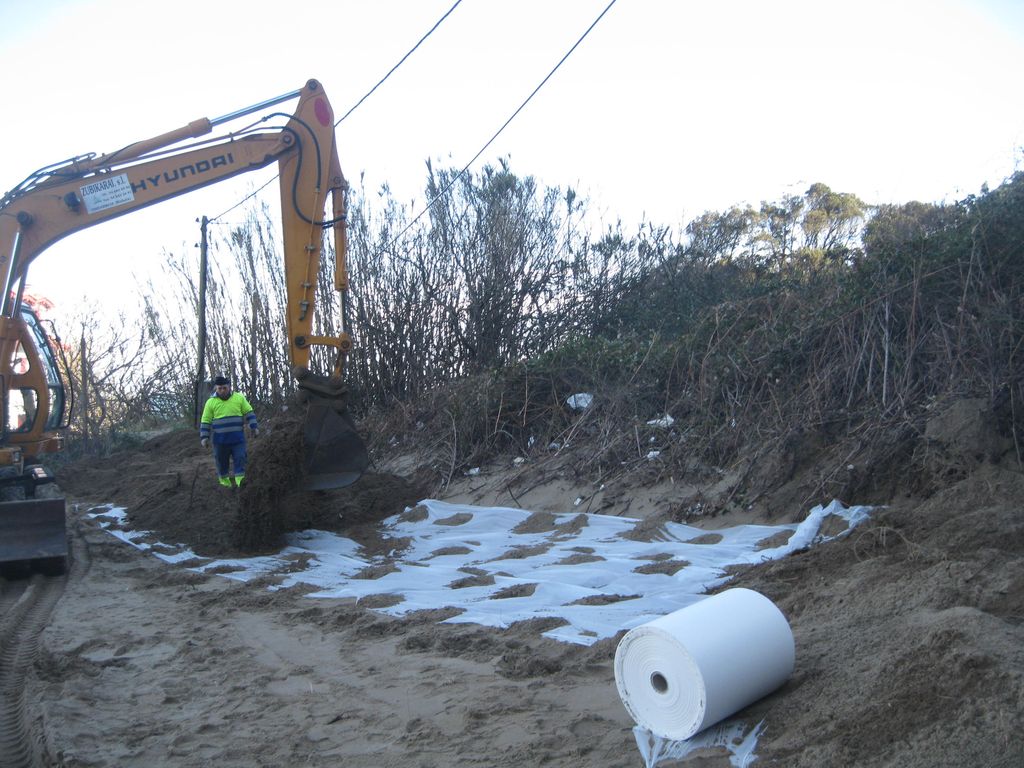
[614,588,794,740]
[633,721,763,768]
[89,498,869,646]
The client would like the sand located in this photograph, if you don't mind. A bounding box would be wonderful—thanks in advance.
[19,416,1024,767]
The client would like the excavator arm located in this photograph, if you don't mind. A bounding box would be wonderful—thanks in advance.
[1,79,352,373]
[0,79,367,569]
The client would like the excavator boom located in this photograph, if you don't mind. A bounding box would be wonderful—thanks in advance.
[0,79,368,571]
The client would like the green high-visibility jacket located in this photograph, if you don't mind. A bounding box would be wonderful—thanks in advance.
[200,392,257,445]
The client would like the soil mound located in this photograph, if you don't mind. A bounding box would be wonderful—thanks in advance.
[234,409,421,553]
[57,414,424,558]
[724,463,1024,767]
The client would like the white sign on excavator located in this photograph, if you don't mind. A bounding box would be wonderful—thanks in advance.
[80,173,134,214]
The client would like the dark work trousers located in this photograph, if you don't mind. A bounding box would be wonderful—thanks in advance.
[214,441,248,479]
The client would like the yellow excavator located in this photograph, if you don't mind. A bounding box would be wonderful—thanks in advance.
[0,79,368,572]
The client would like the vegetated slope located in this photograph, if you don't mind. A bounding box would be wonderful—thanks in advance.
[365,174,1024,518]
[48,175,1024,765]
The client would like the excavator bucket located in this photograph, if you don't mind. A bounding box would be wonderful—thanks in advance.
[0,498,67,572]
[302,403,369,490]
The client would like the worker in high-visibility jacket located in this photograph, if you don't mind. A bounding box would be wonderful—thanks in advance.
[200,375,259,487]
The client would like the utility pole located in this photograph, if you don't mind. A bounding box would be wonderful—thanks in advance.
[79,330,89,444]
[194,216,209,426]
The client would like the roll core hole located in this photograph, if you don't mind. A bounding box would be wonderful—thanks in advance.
[650,671,668,693]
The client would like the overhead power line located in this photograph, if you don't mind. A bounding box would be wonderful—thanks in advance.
[385,0,619,251]
[335,0,464,128]
[209,177,277,223]
[209,0,464,223]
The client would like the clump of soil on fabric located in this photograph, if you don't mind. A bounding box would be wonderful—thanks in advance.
[57,412,424,558]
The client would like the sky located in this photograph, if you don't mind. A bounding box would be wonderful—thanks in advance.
[1,0,1022,319]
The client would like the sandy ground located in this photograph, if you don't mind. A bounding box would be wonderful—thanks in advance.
[34,512,633,767]
[23,422,1024,767]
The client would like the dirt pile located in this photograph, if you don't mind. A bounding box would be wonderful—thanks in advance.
[235,409,422,553]
[722,463,1024,767]
[56,413,424,557]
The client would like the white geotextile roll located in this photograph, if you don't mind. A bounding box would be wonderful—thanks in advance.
[614,588,794,740]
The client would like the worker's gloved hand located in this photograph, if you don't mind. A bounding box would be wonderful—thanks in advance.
[201,438,209,449]
[250,427,260,438]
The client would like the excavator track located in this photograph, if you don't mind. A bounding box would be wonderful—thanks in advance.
[0,573,66,767]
